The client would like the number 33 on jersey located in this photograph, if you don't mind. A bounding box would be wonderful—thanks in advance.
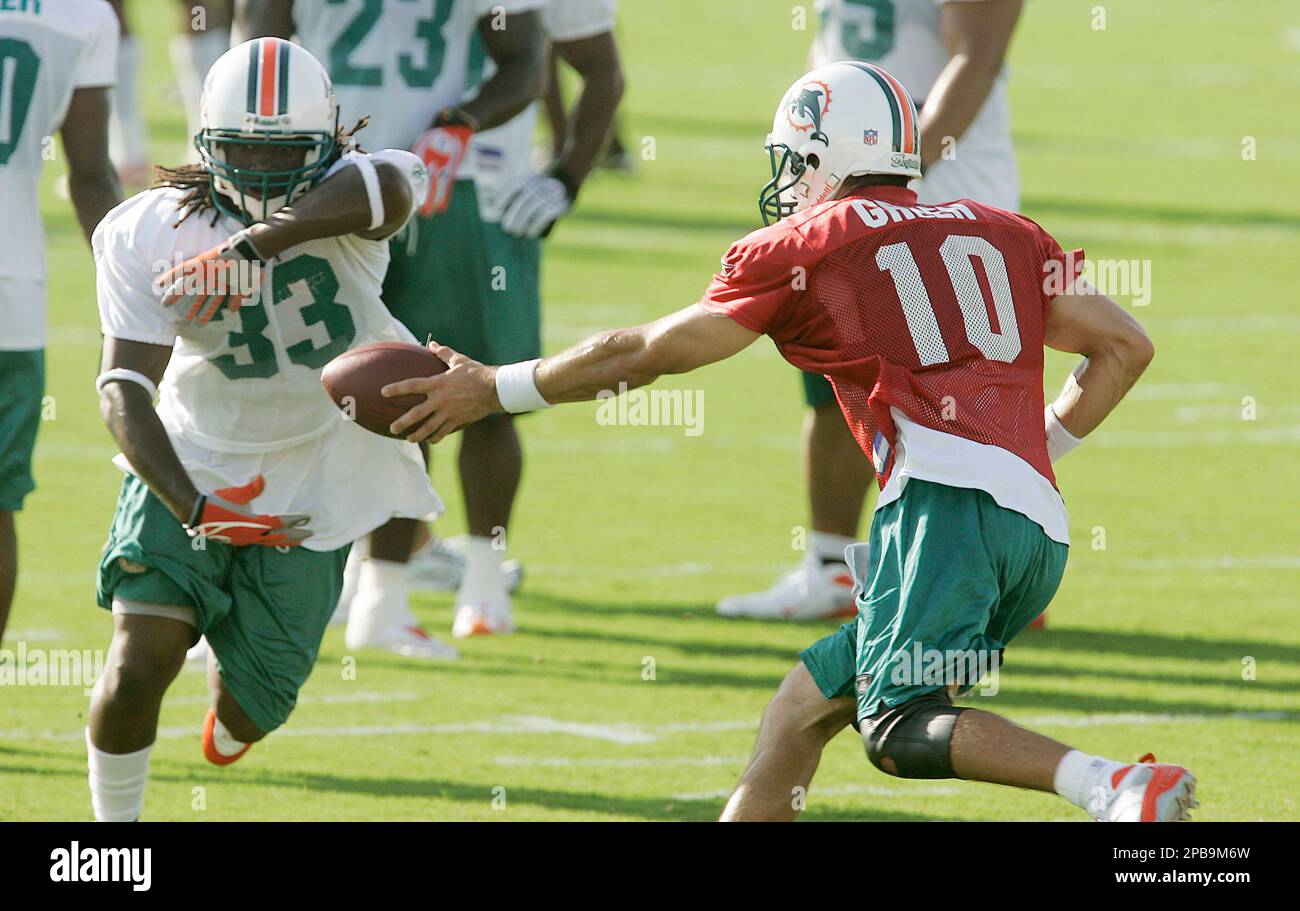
[93,149,427,454]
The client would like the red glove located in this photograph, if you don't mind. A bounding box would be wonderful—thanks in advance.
[158,231,266,325]
[411,125,473,217]
[184,475,312,547]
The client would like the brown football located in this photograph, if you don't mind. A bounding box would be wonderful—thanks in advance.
[321,341,448,439]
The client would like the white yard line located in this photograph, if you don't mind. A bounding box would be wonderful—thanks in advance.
[494,754,748,768]
[166,689,422,707]
[1119,555,1300,572]
[672,783,964,801]
[5,709,1293,746]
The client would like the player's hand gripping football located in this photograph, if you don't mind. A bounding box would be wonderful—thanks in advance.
[185,475,312,547]
[158,230,266,325]
[381,342,498,444]
[411,125,473,217]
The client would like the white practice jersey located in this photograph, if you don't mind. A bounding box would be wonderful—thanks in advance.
[94,149,442,549]
[0,0,117,350]
[811,0,1018,209]
[462,0,617,222]
[292,0,543,153]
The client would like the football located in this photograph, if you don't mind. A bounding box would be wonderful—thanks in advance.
[320,341,448,439]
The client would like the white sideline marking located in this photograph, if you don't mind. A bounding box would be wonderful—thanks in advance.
[1091,424,1300,448]
[1128,382,1225,401]
[2,628,65,642]
[167,690,422,707]
[6,709,1293,746]
[1014,710,1295,728]
[494,754,748,768]
[1120,555,1300,572]
[672,784,963,802]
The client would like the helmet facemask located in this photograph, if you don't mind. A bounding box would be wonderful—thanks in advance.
[198,126,337,225]
[759,143,807,226]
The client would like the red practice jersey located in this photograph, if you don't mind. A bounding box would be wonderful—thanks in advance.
[697,185,1082,543]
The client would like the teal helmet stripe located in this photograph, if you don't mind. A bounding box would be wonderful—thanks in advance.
[845,62,902,153]
[245,39,259,113]
[277,40,290,115]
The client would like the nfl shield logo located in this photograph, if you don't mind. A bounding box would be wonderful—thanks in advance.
[864,129,878,145]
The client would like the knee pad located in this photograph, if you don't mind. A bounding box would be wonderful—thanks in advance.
[862,691,966,779]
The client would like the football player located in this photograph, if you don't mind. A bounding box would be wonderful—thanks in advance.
[0,0,122,646]
[382,63,1196,822]
[86,38,445,821]
[411,0,623,635]
[718,0,1027,622]
[239,0,548,651]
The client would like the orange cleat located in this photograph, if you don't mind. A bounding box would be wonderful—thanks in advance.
[202,708,252,766]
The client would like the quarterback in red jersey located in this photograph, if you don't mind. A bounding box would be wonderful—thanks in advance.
[382,62,1195,822]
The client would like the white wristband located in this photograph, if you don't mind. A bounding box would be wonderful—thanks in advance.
[1045,405,1083,464]
[495,359,550,414]
[351,155,385,231]
[96,368,160,403]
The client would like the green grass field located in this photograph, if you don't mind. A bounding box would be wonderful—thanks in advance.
[3,0,1298,821]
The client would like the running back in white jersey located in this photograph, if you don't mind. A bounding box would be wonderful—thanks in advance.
[291,0,543,153]
[0,0,117,349]
[95,149,428,454]
[461,0,617,222]
[811,0,1018,209]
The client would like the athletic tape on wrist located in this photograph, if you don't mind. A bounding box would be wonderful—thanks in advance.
[495,359,551,414]
[1045,405,1083,464]
[96,368,160,403]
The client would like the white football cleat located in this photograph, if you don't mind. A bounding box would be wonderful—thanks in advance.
[345,588,459,660]
[408,537,525,594]
[1091,753,1198,822]
[452,595,516,638]
[185,636,210,662]
[716,557,857,620]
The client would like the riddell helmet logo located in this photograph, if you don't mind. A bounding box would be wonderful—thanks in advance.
[784,80,832,144]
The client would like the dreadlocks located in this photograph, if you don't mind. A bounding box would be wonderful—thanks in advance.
[151,117,369,227]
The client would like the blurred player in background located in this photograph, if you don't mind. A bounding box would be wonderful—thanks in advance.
[717,0,1027,622]
[86,39,442,820]
[240,0,547,655]
[107,1,233,183]
[541,17,631,172]
[379,61,1194,823]
[406,0,624,635]
[0,0,122,646]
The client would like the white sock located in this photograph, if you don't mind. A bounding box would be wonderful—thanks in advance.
[809,530,855,565]
[1054,749,1125,811]
[86,730,151,822]
[335,541,367,614]
[169,30,228,145]
[461,535,506,599]
[356,558,411,625]
[210,717,248,758]
[109,36,148,168]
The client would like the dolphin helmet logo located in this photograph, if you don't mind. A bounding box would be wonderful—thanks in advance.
[783,79,832,144]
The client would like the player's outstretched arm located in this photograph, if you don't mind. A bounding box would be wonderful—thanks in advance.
[922,0,1023,169]
[384,305,761,444]
[247,160,415,253]
[161,159,415,324]
[61,86,122,246]
[1043,279,1155,443]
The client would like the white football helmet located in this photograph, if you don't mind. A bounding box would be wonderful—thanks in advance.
[197,38,338,224]
[760,62,922,224]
